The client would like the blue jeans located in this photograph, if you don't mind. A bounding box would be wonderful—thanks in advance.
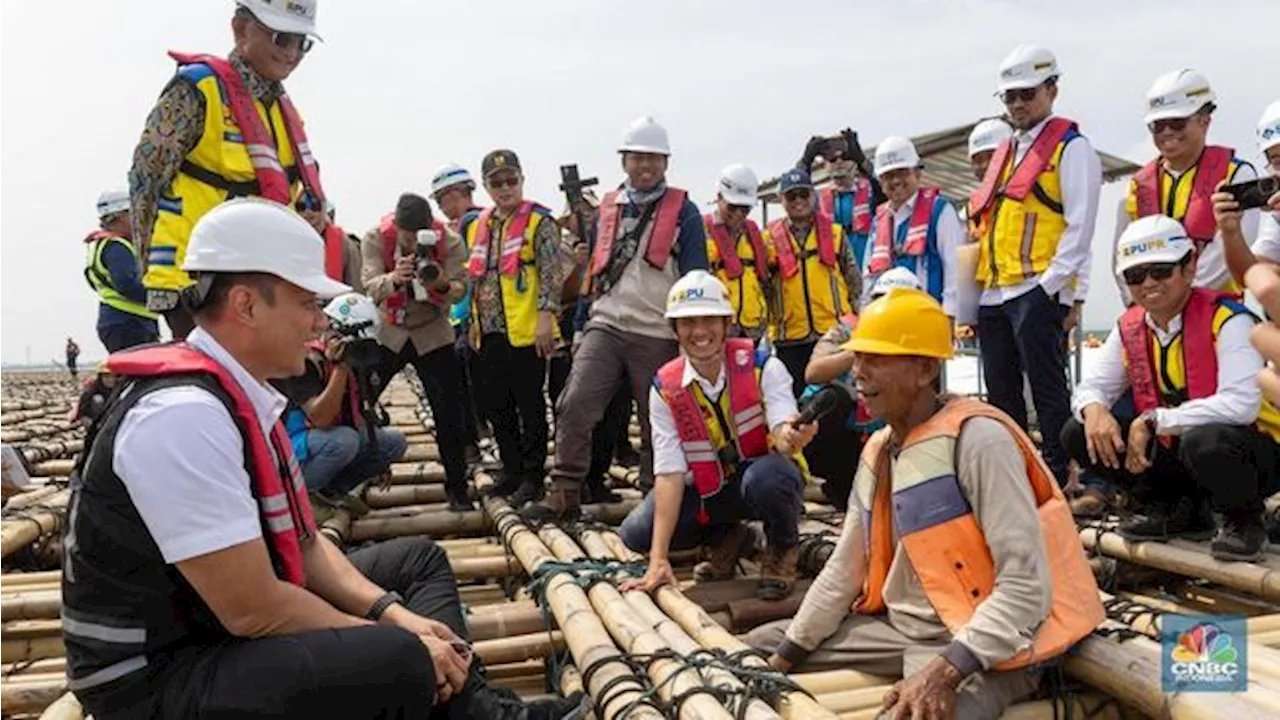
[301,426,408,494]
[618,454,804,552]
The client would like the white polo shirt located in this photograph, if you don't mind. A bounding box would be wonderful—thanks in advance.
[649,354,797,476]
[112,328,289,564]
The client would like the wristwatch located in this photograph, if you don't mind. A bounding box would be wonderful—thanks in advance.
[365,591,404,621]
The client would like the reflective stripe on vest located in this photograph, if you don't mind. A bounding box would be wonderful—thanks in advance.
[1132,146,1234,244]
[704,215,769,283]
[83,232,159,320]
[104,343,316,585]
[867,187,940,275]
[819,179,873,235]
[656,337,769,525]
[469,202,535,279]
[378,214,449,326]
[591,188,688,278]
[1119,287,1228,413]
[853,398,1104,670]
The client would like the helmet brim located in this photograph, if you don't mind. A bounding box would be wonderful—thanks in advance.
[842,336,953,359]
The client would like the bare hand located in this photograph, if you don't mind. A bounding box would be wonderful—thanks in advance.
[385,605,464,645]
[419,634,470,702]
[375,470,394,490]
[618,557,677,593]
[393,256,416,285]
[324,337,348,364]
[775,417,818,455]
[1270,190,1280,214]
[882,657,960,720]
[1063,303,1082,333]
[1212,183,1243,237]
[1083,404,1125,470]
[1125,416,1154,475]
[534,311,556,358]
[767,653,793,673]
[1245,263,1280,407]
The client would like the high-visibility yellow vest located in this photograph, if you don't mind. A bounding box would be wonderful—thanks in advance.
[705,216,771,333]
[83,233,158,320]
[466,203,560,348]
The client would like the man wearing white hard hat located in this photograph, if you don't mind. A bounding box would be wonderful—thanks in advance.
[131,0,327,341]
[527,116,708,523]
[965,118,1013,243]
[969,44,1101,488]
[1116,69,1258,303]
[83,189,160,352]
[61,198,587,720]
[705,163,773,339]
[1065,215,1280,562]
[863,136,964,315]
[1216,100,1280,271]
[617,270,816,601]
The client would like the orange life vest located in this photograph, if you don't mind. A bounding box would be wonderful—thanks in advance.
[768,214,838,278]
[1133,146,1233,245]
[819,179,873,235]
[1119,287,1231,413]
[656,337,770,525]
[591,188,688,279]
[867,187,941,275]
[704,214,769,283]
[856,398,1103,670]
[468,201,536,279]
[378,213,449,325]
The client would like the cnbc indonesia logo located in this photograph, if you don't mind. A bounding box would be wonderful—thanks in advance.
[1164,619,1246,692]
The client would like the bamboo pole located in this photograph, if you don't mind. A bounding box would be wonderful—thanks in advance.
[483,494,664,720]
[30,460,76,477]
[451,555,524,580]
[365,484,449,507]
[0,591,60,620]
[473,630,566,666]
[2,657,66,675]
[1,570,62,586]
[37,691,83,720]
[388,461,447,484]
[468,603,550,642]
[0,678,66,716]
[1,634,64,663]
[5,485,62,511]
[1079,525,1280,600]
[812,687,891,714]
[1,490,69,558]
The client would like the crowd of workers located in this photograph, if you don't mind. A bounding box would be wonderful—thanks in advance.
[61,0,1280,718]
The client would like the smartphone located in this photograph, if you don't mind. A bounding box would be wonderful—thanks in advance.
[822,135,849,161]
[1224,176,1280,211]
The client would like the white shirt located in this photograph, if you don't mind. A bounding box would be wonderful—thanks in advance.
[980,116,1102,308]
[650,354,797,476]
[113,328,289,564]
[860,191,965,316]
[1251,210,1280,264]
[1070,308,1263,434]
[1113,161,1259,304]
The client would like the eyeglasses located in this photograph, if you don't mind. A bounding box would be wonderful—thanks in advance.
[1148,117,1191,134]
[486,175,521,189]
[725,203,752,214]
[1000,86,1040,105]
[1122,261,1181,286]
[252,17,314,53]
[783,189,811,203]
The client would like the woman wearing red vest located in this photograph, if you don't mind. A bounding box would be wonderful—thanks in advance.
[1066,215,1280,562]
[617,271,817,601]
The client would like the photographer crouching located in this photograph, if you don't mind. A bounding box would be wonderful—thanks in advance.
[362,193,475,511]
[274,293,408,516]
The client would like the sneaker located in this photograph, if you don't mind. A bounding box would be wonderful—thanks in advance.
[1211,512,1268,563]
[519,486,581,524]
[693,523,754,582]
[758,544,800,601]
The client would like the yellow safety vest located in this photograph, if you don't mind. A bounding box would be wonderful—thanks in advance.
[766,223,851,342]
[976,141,1070,289]
[84,235,159,320]
[466,207,560,348]
[707,226,771,333]
[144,65,301,295]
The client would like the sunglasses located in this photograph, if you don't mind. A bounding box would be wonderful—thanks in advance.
[725,203,752,214]
[252,18,314,53]
[783,189,812,203]
[1148,117,1192,135]
[1122,261,1182,286]
[1000,86,1040,105]
[487,175,521,189]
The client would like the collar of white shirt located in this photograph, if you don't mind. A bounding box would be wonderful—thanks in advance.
[1015,115,1053,148]
[680,358,727,398]
[186,327,289,436]
[892,191,919,222]
[1143,311,1184,345]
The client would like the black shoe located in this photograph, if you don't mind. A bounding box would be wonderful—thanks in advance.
[464,442,483,468]
[1211,512,1268,563]
[509,479,545,508]
[467,686,587,720]
[1267,510,1280,545]
[1117,511,1171,542]
[519,487,581,524]
[484,470,524,499]
[583,477,622,505]
[1169,497,1215,540]
[446,486,475,512]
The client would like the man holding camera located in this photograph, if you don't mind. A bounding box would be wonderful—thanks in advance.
[468,150,568,503]
[800,129,883,274]
[275,293,408,510]
[1216,100,1280,278]
[362,193,474,511]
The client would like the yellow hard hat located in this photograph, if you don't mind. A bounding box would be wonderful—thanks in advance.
[843,288,953,359]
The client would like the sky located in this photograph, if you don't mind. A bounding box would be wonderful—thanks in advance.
[2,0,1276,364]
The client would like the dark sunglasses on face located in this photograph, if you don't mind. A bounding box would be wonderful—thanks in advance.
[254,18,314,53]
[1000,87,1040,105]
[487,175,520,189]
[1147,117,1191,135]
[783,189,811,203]
[1123,261,1181,286]
[726,203,752,214]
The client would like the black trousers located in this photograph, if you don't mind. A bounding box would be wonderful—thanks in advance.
[455,336,486,448]
[801,388,861,510]
[477,334,548,483]
[100,323,161,353]
[373,342,469,492]
[978,288,1071,485]
[1061,418,1280,512]
[776,341,818,398]
[121,538,468,719]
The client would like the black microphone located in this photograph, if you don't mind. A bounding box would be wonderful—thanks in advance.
[795,386,843,426]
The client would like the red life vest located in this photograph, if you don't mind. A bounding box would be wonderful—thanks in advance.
[104,343,316,585]
[1133,146,1234,245]
[867,187,940,275]
[591,188,689,279]
[378,213,449,326]
[322,224,348,282]
[819,179,873,235]
[168,52,324,205]
[656,338,770,525]
[1119,287,1233,413]
[768,214,838,279]
[468,201,536,279]
[704,214,769,283]
[969,117,1076,218]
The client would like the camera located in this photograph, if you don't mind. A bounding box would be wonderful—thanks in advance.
[415,229,443,284]
[329,321,382,370]
[1225,176,1280,212]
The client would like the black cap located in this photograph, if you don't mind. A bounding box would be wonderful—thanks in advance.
[394,193,433,231]
[481,150,521,179]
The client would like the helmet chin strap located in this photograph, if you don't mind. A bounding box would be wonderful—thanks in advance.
[180,273,220,314]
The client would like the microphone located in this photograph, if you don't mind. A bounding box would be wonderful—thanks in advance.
[795,386,843,426]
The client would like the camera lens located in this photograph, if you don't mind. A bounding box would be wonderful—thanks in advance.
[420,263,441,284]
[1261,177,1280,196]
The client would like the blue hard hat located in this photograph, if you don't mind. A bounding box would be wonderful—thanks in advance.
[778,168,813,193]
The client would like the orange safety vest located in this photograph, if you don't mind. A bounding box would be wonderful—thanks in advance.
[856,398,1103,670]
[819,180,873,235]
[378,213,449,325]
[656,337,770,524]
[768,214,838,278]
[705,214,769,283]
[866,187,941,275]
[468,201,536,279]
[1119,287,1231,413]
[1133,146,1233,245]
[591,188,688,279]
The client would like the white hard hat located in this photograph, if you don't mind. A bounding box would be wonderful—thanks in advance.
[716,164,758,206]
[1114,215,1195,276]
[871,267,923,298]
[1258,100,1280,154]
[968,118,1013,158]
[96,189,130,218]
[996,44,1059,92]
[182,197,350,298]
[874,136,921,177]
[1144,69,1215,125]
[665,270,733,319]
[236,0,320,38]
[324,292,381,339]
[619,116,671,156]
[430,164,475,195]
